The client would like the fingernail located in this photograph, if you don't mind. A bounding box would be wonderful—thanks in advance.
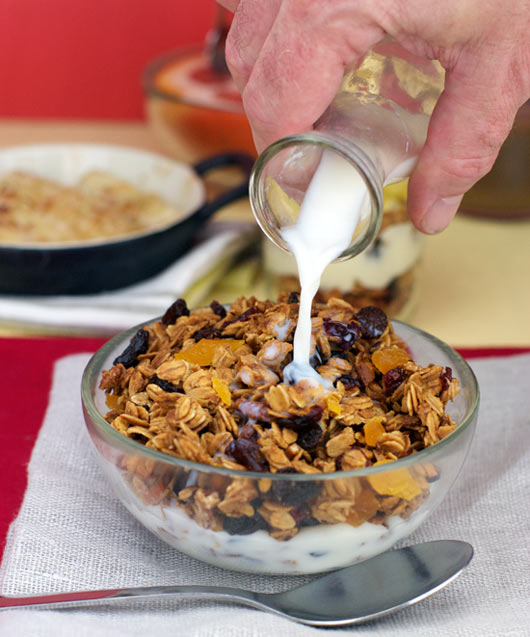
[420,195,463,234]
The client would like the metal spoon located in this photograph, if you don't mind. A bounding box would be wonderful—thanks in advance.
[0,540,472,626]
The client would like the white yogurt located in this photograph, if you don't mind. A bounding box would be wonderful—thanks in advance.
[281,150,369,385]
[108,464,433,574]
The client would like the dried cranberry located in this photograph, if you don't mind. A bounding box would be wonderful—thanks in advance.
[440,366,453,391]
[287,291,300,304]
[238,422,258,441]
[223,511,268,535]
[210,300,227,319]
[193,325,223,341]
[161,298,189,325]
[239,306,259,320]
[290,504,314,526]
[297,423,323,450]
[226,438,265,472]
[355,306,388,339]
[277,405,323,431]
[221,306,258,328]
[113,328,149,368]
[237,400,270,424]
[383,367,407,396]
[150,376,179,393]
[323,318,361,351]
[334,374,362,389]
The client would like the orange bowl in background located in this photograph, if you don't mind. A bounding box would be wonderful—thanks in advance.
[144,46,256,163]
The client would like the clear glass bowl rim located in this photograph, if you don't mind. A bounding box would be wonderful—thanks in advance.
[81,317,479,483]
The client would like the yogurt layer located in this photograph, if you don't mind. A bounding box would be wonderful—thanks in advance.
[110,465,433,575]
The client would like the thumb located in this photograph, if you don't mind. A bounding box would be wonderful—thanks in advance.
[407,59,520,234]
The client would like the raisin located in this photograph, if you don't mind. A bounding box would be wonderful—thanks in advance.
[226,438,265,472]
[193,325,223,341]
[171,472,190,496]
[287,291,300,304]
[150,376,179,393]
[368,236,384,258]
[113,328,149,368]
[328,351,351,361]
[355,306,388,339]
[300,515,320,528]
[310,345,325,369]
[223,511,268,535]
[277,405,323,431]
[323,318,361,350]
[440,366,453,391]
[161,298,189,325]
[210,300,227,319]
[296,423,323,450]
[271,469,320,505]
[383,367,408,396]
[334,374,362,389]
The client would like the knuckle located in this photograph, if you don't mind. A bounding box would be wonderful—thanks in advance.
[224,38,249,78]
[439,152,498,185]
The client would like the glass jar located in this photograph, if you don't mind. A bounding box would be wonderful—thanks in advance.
[249,38,444,261]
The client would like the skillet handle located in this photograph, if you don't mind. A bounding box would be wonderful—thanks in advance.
[191,152,255,224]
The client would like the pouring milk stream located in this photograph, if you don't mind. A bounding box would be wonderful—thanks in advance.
[282,150,369,387]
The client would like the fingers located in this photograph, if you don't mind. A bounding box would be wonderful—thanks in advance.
[217,1,240,11]
[226,0,384,151]
[408,54,522,234]
[224,0,282,95]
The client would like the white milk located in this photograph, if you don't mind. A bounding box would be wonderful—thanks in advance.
[282,149,369,385]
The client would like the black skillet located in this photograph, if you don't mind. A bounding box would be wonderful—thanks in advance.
[0,152,254,296]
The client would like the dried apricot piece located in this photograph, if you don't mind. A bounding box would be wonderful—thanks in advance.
[212,376,232,406]
[368,461,422,500]
[347,488,380,526]
[105,394,121,410]
[174,338,244,367]
[326,396,342,416]
[363,417,385,446]
[371,348,410,374]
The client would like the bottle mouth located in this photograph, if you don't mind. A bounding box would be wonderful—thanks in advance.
[249,131,384,261]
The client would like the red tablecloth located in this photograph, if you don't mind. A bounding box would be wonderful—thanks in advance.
[1,337,528,556]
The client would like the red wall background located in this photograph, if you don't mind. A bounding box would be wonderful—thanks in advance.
[0,1,215,120]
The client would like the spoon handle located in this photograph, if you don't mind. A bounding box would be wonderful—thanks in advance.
[0,585,257,611]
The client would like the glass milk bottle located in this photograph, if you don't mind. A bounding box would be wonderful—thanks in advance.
[250,39,445,318]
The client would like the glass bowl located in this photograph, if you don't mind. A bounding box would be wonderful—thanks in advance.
[82,318,478,575]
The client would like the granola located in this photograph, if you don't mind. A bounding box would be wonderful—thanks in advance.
[0,170,185,244]
[100,295,460,540]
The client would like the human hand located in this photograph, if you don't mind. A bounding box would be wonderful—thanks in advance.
[218,0,530,233]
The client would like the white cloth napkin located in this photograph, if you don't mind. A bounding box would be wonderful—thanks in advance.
[0,221,257,335]
[1,352,529,637]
